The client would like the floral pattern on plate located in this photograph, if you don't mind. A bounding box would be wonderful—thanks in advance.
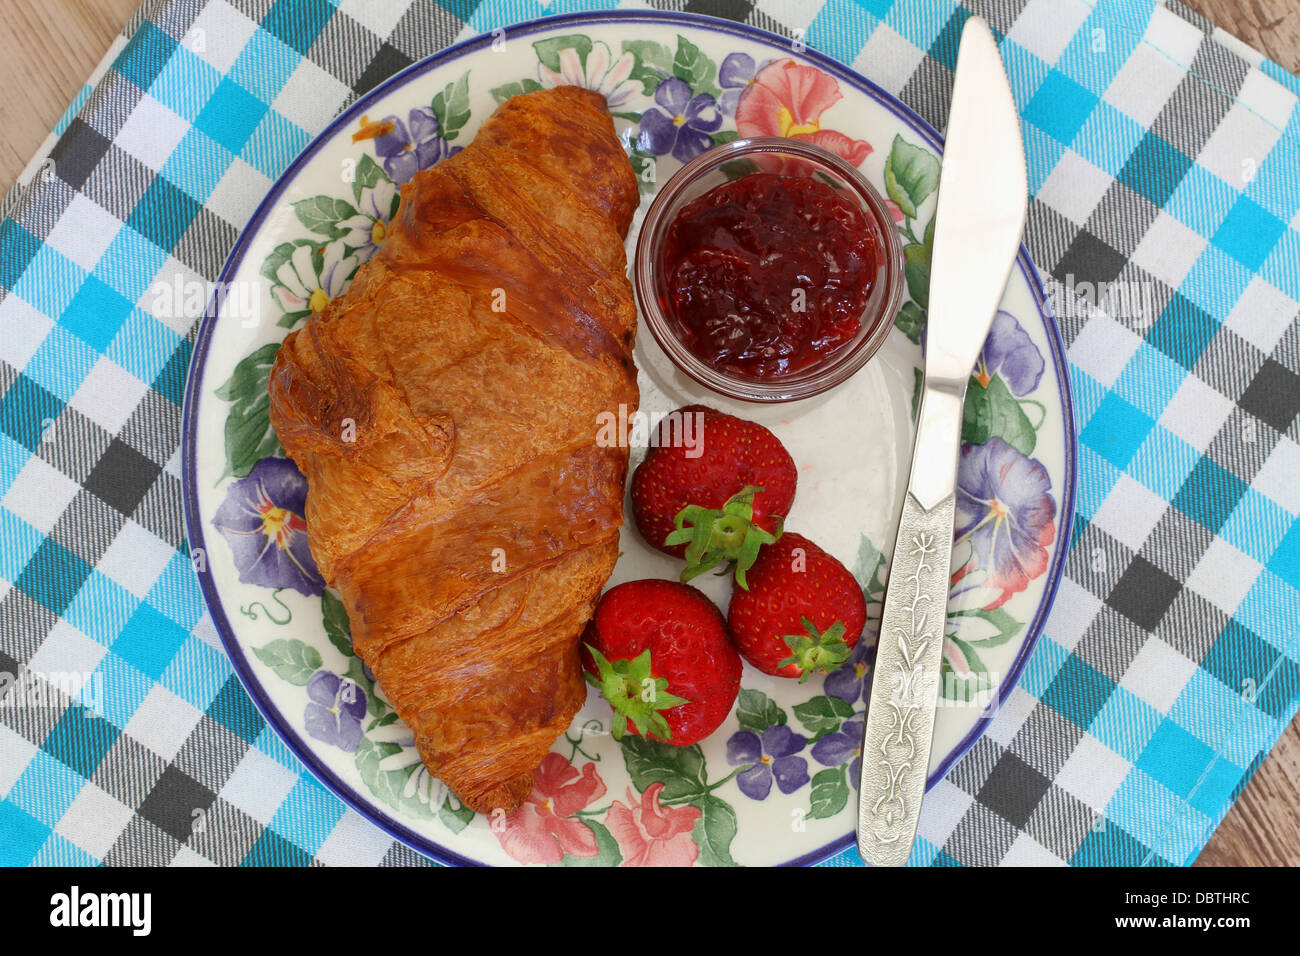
[192,20,1070,866]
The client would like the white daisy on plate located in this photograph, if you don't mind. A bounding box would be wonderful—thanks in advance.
[272,241,359,316]
[537,41,638,109]
[336,178,399,262]
[370,719,440,805]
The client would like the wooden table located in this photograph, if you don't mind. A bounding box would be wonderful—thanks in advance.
[1,0,1296,867]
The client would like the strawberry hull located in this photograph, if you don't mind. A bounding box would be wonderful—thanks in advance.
[630,405,797,558]
[728,533,867,681]
[582,579,742,746]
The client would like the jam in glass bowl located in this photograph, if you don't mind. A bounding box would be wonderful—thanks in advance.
[635,137,904,403]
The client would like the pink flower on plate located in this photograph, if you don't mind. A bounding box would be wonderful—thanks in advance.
[494,753,606,865]
[943,639,973,678]
[735,59,873,167]
[605,783,703,867]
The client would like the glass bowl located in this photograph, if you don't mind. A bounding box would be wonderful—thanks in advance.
[635,136,905,404]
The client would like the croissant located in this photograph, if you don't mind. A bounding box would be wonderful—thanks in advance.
[268,87,640,814]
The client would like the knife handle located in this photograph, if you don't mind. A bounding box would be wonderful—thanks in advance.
[855,381,963,865]
[856,488,956,865]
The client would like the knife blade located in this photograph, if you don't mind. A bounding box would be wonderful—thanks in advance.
[856,15,1027,866]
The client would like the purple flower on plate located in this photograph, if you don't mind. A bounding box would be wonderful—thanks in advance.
[636,77,723,163]
[718,52,757,114]
[726,724,809,800]
[372,107,461,184]
[212,457,324,597]
[954,437,1056,609]
[825,637,876,705]
[976,310,1044,396]
[304,670,366,752]
[811,714,863,782]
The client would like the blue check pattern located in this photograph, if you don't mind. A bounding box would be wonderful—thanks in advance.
[1,0,1298,867]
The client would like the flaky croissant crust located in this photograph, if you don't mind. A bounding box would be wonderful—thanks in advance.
[268,87,639,813]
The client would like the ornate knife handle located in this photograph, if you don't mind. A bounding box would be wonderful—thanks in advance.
[856,379,963,866]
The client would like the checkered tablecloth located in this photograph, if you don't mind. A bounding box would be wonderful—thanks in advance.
[1,0,1297,867]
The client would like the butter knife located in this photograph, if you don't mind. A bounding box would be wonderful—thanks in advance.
[856,16,1028,866]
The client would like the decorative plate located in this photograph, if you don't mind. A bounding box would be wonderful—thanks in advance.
[183,11,1077,867]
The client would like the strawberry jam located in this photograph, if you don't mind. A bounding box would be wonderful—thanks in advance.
[662,172,878,379]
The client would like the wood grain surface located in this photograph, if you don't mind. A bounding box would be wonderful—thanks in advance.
[0,0,1295,867]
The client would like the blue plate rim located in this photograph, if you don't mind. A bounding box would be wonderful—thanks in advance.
[182,8,1079,869]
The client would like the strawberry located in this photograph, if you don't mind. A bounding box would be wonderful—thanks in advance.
[582,579,742,746]
[727,532,866,681]
[630,405,797,586]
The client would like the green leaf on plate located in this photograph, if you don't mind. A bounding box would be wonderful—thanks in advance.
[344,654,389,719]
[292,195,357,238]
[711,129,740,147]
[720,157,761,181]
[619,734,707,802]
[903,239,932,311]
[949,605,1021,648]
[623,39,672,95]
[962,372,1037,456]
[885,134,941,219]
[431,71,471,142]
[792,694,855,739]
[437,791,476,834]
[808,765,851,820]
[552,819,624,866]
[259,239,311,285]
[735,687,788,734]
[853,533,888,605]
[940,636,996,703]
[351,154,388,204]
[911,365,925,424]
[672,34,720,99]
[321,589,352,658]
[691,794,740,867]
[354,737,435,819]
[895,299,926,345]
[532,34,592,74]
[214,342,282,479]
[488,78,543,105]
[252,638,321,686]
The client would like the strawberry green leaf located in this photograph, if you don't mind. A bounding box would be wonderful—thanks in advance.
[585,645,689,742]
[665,486,782,589]
[778,618,852,682]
